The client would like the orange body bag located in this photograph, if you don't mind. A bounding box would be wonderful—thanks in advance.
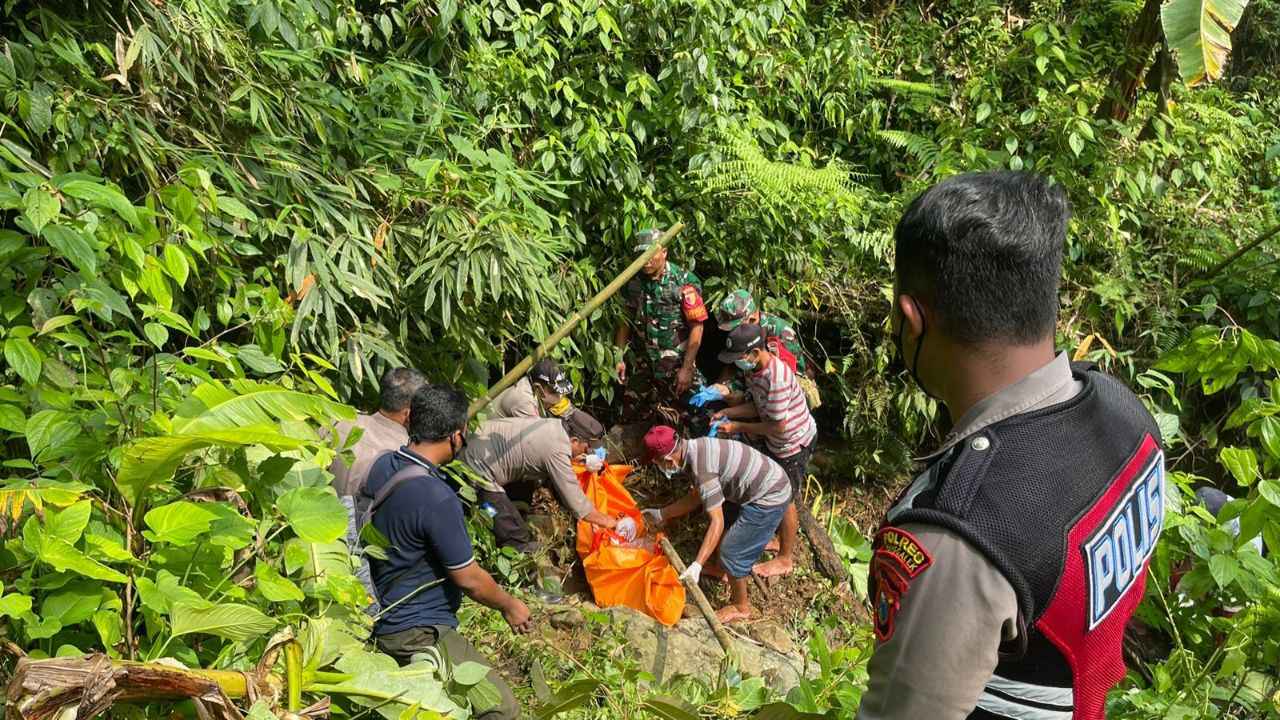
[575,464,686,626]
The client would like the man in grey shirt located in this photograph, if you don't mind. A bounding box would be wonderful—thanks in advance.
[460,411,627,553]
[329,367,426,497]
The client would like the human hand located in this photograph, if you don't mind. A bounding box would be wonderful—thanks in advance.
[504,599,533,634]
[689,385,724,408]
[615,361,627,384]
[676,365,694,394]
[717,420,737,435]
[615,516,637,541]
[679,561,702,585]
[711,409,727,422]
[584,453,605,473]
[641,507,663,527]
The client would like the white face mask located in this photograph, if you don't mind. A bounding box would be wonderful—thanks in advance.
[659,465,677,479]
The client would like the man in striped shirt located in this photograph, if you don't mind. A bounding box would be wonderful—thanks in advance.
[711,322,816,577]
[640,425,796,623]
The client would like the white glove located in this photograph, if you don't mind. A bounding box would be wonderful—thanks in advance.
[584,453,605,473]
[641,508,663,527]
[615,517,637,541]
[679,561,702,585]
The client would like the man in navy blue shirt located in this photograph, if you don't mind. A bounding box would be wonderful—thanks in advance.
[364,384,531,720]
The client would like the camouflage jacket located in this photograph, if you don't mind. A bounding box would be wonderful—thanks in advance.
[759,312,805,372]
[622,262,708,367]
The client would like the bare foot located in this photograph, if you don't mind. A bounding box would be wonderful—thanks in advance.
[752,557,795,578]
[716,605,752,624]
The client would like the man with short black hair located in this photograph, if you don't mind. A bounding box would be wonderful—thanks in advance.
[461,409,630,553]
[362,384,530,720]
[858,171,1164,720]
[330,367,426,496]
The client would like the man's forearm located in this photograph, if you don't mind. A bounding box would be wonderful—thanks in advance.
[661,489,703,522]
[723,403,758,420]
[694,511,724,566]
[683,323,704,369]
[736,420,784,437]
[582,509,616,528]
[451,563,518,614]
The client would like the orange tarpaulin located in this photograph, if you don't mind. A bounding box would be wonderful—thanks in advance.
[575,464,686,626]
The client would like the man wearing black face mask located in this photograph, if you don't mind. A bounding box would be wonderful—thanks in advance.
[361,384,531,720]
[859,172,1164,720]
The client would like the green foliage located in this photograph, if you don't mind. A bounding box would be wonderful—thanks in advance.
[0,0,1278,717]
[1162,0,1253,85]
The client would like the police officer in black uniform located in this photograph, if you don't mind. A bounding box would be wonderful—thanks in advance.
[857,171,1165,720]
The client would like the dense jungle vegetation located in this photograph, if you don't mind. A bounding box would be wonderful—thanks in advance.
[1,0,1279,717]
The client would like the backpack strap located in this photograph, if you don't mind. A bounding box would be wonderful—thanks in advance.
[360,462,432,528]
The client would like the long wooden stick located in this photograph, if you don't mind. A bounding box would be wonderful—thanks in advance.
[658,535,735,658]
[467,222,686,419]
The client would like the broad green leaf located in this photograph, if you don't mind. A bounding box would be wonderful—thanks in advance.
[92,609,123,648]
[1219,447,1258,486]
[44,500,92,543]
[60,179,139,227]
[641,696,701,720]
[216,196,258,222]
[278,487,348,543]
[299,617,365,673]
[43,225,97,274]
[254,562,304,602]
[115,426,312,507]
[163,244,190,287]
[333,650,464,718]
[536,679,602,719]
[0,404,25,433]
[237,345,286,375]
[22,188,59,232]
[451,660,490,686]
[1207,553,1238,588]
[169,601,276,641]
[144,501,218,545]
[42,587,103,625]
[36,535,128,583]
[1161,0,1250,86]
[0,593,33,618]
[23,410,78,459]
[1258,480,1280,507]
[752,704,828,720]
[4,337,43,385]
[171,379,353,435]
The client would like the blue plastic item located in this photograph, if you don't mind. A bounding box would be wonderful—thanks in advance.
[689,385,724,408]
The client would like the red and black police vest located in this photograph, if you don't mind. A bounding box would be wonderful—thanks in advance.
[875,363,1165,720]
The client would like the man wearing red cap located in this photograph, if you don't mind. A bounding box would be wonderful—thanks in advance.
[640,425,795,623]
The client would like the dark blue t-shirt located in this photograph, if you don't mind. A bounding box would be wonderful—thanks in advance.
[364,447,474,635]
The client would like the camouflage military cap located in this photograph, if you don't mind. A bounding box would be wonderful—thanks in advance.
[716,289,757,331]
[632,228,664,252]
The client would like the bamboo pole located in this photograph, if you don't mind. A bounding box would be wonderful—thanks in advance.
[658,536,736,658]
[467,222,686,419]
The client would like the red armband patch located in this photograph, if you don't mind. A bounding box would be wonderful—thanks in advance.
[871,526,933,643]
[680,285,708,322]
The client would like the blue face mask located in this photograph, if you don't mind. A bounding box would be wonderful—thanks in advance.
[735,357,756,371]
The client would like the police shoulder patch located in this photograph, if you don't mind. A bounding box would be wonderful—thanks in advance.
[870,526,933,643]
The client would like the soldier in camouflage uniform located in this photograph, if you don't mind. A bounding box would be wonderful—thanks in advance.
[716,289,805,374]
[716,289,821,409]
[613,229,708,426]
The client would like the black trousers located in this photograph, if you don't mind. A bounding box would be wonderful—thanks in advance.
[769,439,815,495]
[478,488,540,554]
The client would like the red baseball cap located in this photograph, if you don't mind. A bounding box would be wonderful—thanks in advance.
[643,425,678,462]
